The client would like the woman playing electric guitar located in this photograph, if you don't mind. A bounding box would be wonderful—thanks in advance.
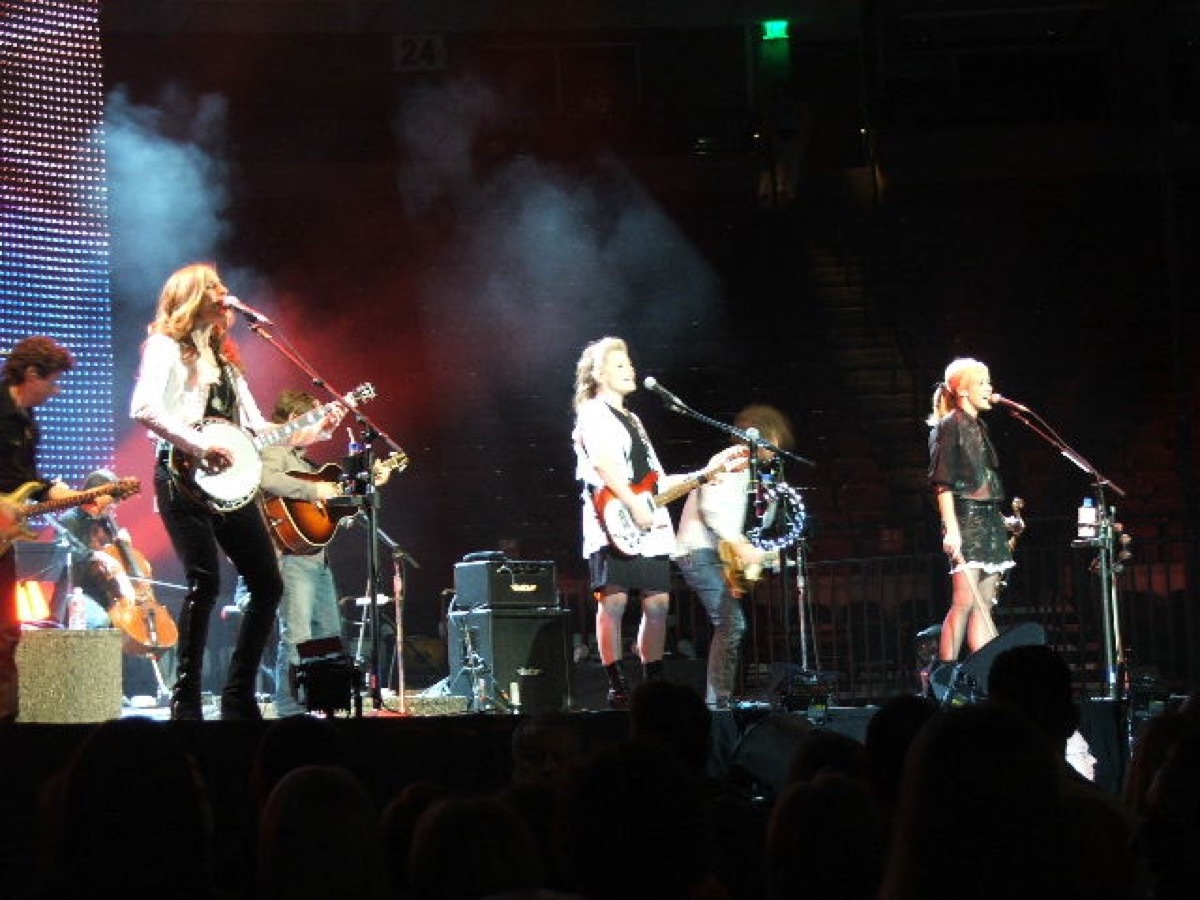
[572,337,726,708]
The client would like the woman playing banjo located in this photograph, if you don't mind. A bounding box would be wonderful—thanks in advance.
[130,262,298,721]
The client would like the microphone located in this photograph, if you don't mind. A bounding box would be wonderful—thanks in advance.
[990,393,1030,413]
[642,376,686,408]
[223,296,275,326]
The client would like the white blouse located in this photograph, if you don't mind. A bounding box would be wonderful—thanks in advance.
[129,332,270,457]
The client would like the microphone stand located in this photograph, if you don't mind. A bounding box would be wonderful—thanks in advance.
[994,397,1129,708]
[353,513,420,713]
[239,317,407,716]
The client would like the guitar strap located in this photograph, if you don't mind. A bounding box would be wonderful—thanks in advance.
[607,404,652,482]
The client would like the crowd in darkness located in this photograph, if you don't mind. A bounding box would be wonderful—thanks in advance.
[8,642,1200,900]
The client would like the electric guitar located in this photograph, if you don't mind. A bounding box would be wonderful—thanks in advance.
[717,539,780,598]
[593,445,749,556]
[167,383,376,512]
[0,477,141,557]
[263,451,408,554]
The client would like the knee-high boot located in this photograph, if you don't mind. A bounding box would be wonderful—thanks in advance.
[171,599,210,720]
[220,601,275,720]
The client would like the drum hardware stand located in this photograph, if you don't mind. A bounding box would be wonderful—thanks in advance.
[448,618,512,713]
[238,314,407,716]
[992,394,1132,749]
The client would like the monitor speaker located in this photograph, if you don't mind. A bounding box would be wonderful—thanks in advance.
[932,621,1047,703]
[447,608,571,712]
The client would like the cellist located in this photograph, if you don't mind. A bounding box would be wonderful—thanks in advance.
[53,469,133,628]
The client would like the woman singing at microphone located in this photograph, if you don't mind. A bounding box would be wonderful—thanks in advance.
[927,357,1014,680]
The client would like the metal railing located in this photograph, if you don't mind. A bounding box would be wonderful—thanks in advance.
[723,535,1199,704]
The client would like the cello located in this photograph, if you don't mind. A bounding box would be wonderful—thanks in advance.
[102,526,179,658]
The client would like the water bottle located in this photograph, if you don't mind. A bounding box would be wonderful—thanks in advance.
[1077,497,1097,540]
[67,588,86,630]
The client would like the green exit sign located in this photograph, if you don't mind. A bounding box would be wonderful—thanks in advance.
[761,20,790,41]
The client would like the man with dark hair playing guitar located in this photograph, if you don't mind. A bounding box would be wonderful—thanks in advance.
[0,336,133,722]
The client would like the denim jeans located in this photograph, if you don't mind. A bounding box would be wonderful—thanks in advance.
[274,553,342,717]
[676,548,746,705]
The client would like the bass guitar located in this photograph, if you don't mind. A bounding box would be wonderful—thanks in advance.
[0,477,141,558]
[167,383,376,512]
[263,450,409,554]
[593,445,749,557]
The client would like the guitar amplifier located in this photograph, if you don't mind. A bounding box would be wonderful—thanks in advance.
[453,559,558,610]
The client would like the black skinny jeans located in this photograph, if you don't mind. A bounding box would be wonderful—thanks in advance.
[154,461,282,692]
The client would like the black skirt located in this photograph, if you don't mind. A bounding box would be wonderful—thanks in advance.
[953,498,1014,573]
[588,549,671,594]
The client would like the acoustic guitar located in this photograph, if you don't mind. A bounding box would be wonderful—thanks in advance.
[263,451,408,554]
[0,477,141,558]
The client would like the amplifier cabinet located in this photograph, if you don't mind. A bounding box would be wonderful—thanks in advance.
[453,559,557,610]
[446,608,571,712]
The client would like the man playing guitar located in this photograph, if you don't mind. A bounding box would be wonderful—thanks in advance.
[675,404,796,709]
[0,336,91,722]
[259,388,347,718]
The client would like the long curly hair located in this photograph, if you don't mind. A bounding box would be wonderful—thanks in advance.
[146,262,243,369]
[572,336,627,411]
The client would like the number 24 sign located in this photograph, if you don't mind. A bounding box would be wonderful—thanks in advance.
[393,34,447,72]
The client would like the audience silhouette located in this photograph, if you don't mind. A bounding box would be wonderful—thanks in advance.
[24,716,226,900]
[765,771,885,900]
[880,702,1077,899]
[629,679,768,900]
[987,644,1148,899]
[9,659,1194,900]
[407,793,545,900]
[254,763,386,900]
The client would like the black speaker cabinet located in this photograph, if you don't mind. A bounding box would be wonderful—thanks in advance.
[453,560,557,609]
[932,621,1047,703]
[447,608,572,712]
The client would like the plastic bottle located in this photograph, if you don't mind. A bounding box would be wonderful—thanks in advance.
[1077,497,1097,540]
[67,587,86,630]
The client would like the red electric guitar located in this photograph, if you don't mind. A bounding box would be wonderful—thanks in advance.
[593,445,749,556]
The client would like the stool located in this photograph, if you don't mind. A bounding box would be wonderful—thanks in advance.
[15,628,123,723]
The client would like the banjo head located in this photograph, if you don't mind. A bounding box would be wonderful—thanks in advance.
[191,420,263,509]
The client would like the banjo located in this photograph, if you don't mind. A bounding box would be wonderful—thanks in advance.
[167,382,376,512]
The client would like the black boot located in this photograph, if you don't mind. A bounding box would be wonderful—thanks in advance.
[170,599,209,721]
[643,659,664,682]
[605,662,630,710]
[220,601,276,721]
